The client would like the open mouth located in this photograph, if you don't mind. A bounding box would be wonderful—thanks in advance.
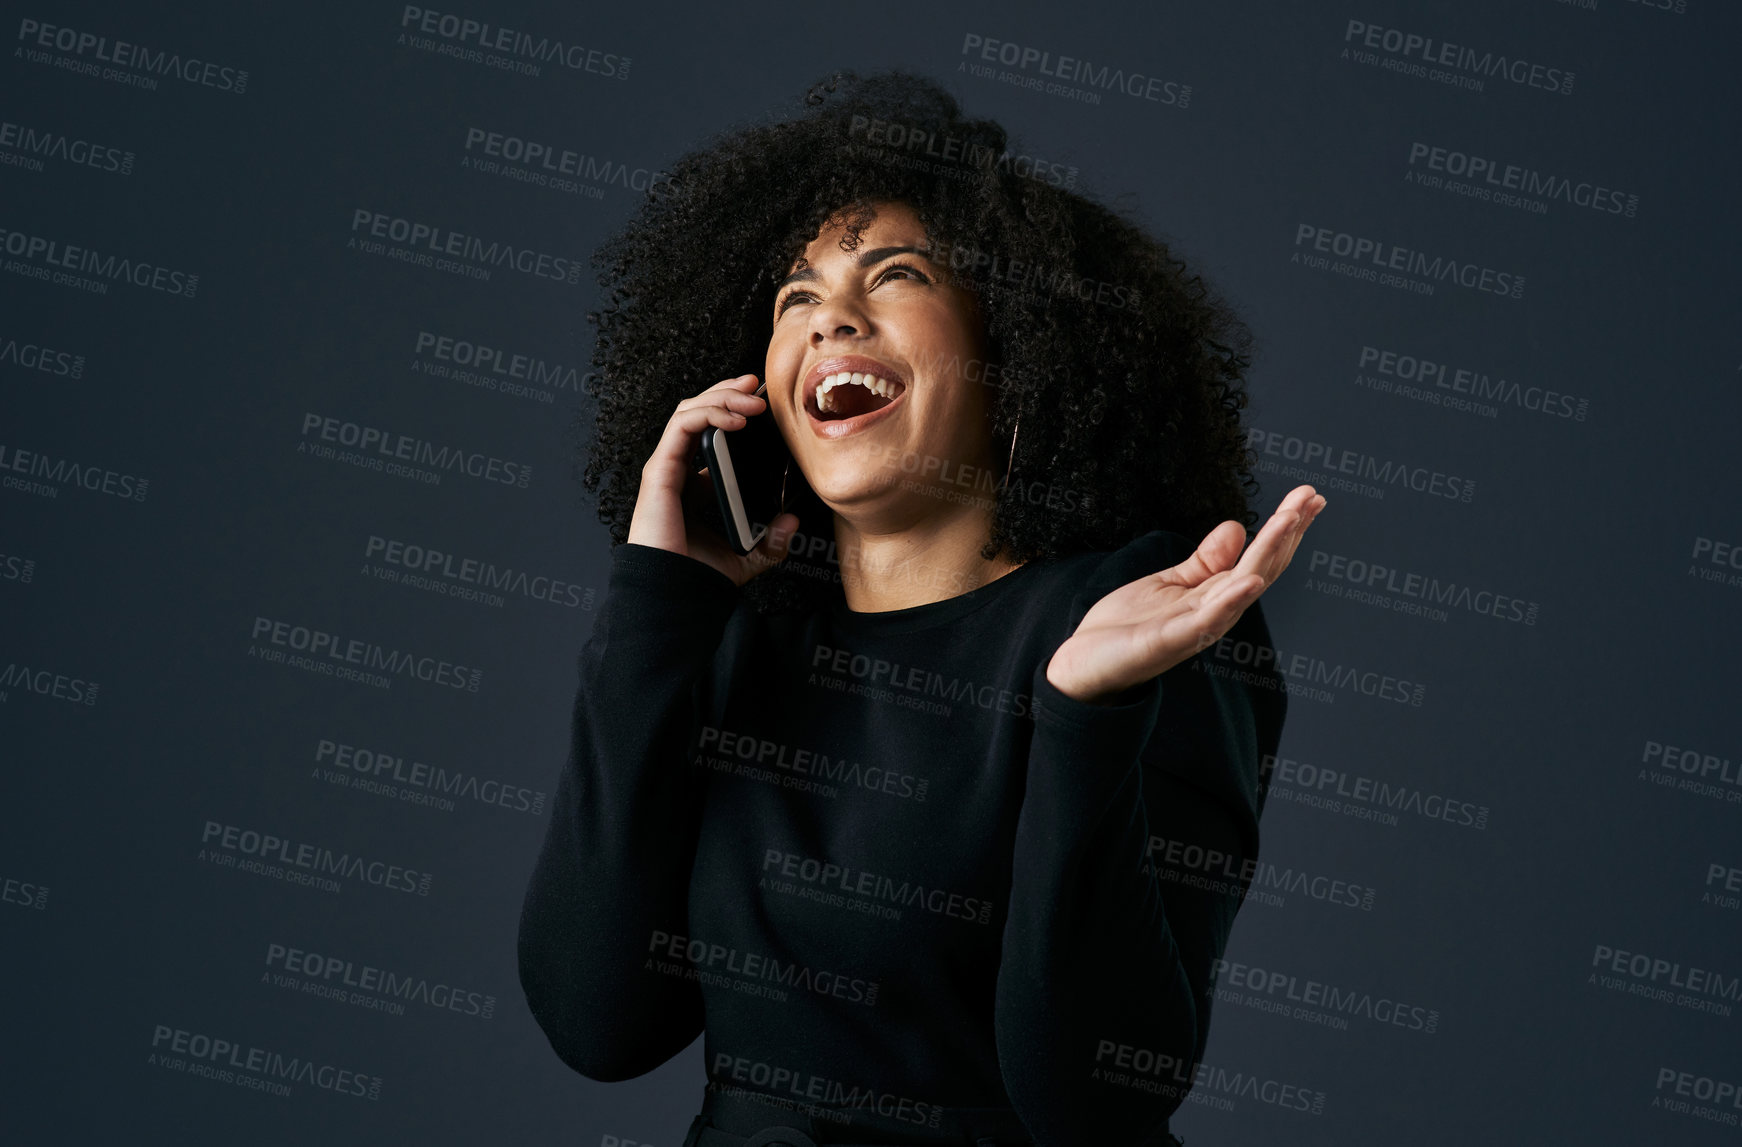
[808,370,907,422]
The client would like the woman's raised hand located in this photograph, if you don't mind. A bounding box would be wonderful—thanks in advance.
[1044,485,1326,704]
[627,374,803,587]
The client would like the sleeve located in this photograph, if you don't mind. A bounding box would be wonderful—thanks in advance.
[516,541,742,1081]
[993,530,1279,1147]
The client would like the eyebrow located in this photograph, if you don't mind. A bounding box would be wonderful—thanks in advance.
[777,245,933,289]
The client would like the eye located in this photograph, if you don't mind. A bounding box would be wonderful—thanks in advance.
[876,262,930,285]
[774,263,932,320]
[775,287,816,318]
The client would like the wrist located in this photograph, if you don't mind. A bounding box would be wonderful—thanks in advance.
[1044,660,1148,707]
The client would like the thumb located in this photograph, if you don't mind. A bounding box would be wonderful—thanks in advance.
[765,512,802,560]
[748,512,802,572]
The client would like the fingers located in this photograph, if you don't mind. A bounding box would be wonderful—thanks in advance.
[1201,562,1262,615]
[1136,568,1263,662]
[1233,486,1325,587]
[642,375,766,485]
[1269,486,1326,578]
[1186,581,1257,652]
[1165,486,1324,606]
[674,373,764,412]
[645,404,749,481]
[671,375,767,439]
[1239,516,1296,588]
[1163,519,1247,586]
[741,511,801,575]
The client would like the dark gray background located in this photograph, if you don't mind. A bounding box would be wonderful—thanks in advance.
[5,1,1740,1144]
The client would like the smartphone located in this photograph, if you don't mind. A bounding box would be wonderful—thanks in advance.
[699,383,794,555]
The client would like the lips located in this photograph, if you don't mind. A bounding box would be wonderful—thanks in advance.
[800,355,908,438]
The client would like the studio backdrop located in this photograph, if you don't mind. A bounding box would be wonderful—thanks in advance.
[5,1,1740,1145]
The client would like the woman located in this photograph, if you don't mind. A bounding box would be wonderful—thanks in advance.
[518,70,1325,1147]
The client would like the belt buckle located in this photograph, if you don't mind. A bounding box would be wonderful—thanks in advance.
[743,1127,818,1147]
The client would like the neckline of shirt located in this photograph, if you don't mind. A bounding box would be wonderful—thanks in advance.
[823,555,1057,636]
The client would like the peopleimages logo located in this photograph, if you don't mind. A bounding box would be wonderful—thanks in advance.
[710,1053,941,1128]
[0,442,148,502]
[1589,942,1740,1018]
[1306,548,1541,626]
[1355,344,1590,422]
[809,641,1031,720]
[1688,536,1742,593]
[1262,752,1491,831]
[397,7,629,79]
[648,930,881,1007]
[412,330,583,399]
[348,209,581,285]
[148,1024,381,1100]
[0,225,198,297]
[365,535,589,609]
[959,33,1190,107]
[249,615,484,693]
[760,848,994,925]
[1640,738,1742,807]
[461,128,674,197]
[942,240,1140,311]
[314,737,547,816]
[844,115,1078,189]
[0,551,37,584]
[3,873,49,910]
[697,725,930,802]
[1143,836,1377,911]
[0,658,98,706]
[1653,1068,1742,1127]
[265,941,496,1020]
[1245,427,1476,503]
[1405,142,1637,218]
[0,120,134,176]
[16,19,249,93]
[1203,634,1427,709]
[0,333,86,378]
[1293,223,1524,299]
[1213,957,1441,1033]
[199,820,435,897]
[1341,19,1574,95]
[1091,1041,1328,1115]
[298,412,532,489]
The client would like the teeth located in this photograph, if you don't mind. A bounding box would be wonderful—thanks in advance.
[816,370,898,413]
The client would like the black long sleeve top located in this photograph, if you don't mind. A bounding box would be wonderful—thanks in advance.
[518,529,1287,1147]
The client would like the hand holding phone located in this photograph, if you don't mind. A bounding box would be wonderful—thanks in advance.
[625,374,801,586]
[700,382,795,556]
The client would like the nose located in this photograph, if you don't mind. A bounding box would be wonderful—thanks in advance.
[807,292,870,344]
[811,321,856,342]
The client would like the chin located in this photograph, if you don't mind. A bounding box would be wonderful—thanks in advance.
[804,464,907,510]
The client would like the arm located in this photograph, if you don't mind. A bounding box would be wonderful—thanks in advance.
[995,630,1271,1147]
[517,541,741,1081]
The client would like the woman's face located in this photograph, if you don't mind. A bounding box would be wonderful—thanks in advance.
[765,200,997,528]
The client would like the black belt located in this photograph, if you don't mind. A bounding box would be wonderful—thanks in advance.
[683,1087,1036,1147]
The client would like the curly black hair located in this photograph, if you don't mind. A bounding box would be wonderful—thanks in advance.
[574,69,1263,614]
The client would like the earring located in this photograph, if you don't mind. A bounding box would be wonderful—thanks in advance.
[999,413,1021,492]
